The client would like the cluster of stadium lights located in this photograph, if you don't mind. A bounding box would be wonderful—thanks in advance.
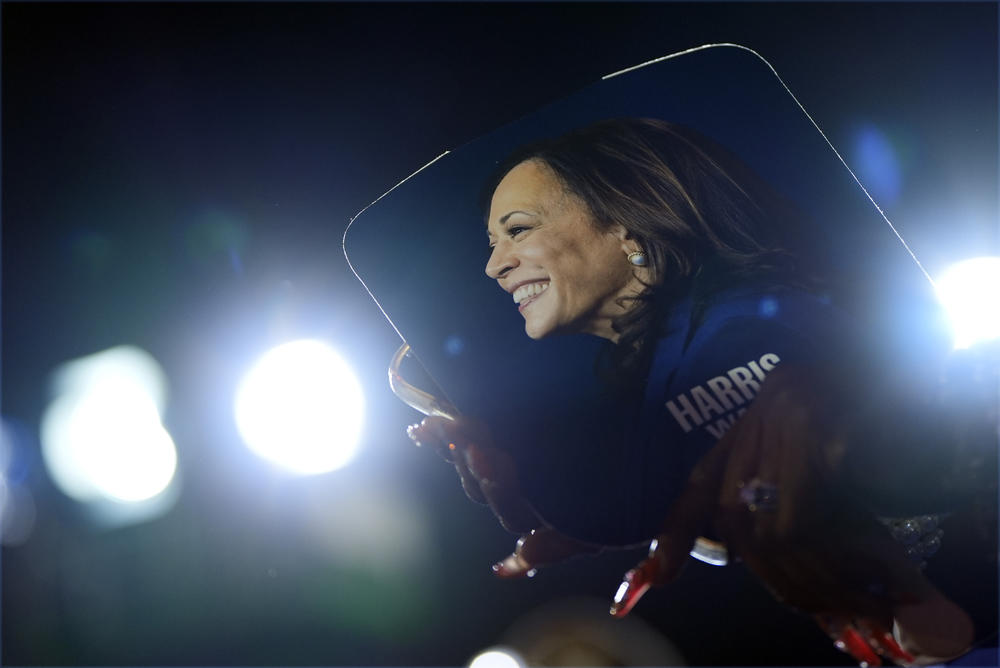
[37,339,365,524]
[26,256,1000,524]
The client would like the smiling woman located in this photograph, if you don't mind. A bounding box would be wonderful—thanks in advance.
[408,118,998,666]
[485,159,647,341]
[480,119,827,383]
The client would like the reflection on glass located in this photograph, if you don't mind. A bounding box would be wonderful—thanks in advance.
[388,343,459,421]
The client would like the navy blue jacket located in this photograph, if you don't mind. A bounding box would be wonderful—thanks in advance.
[520,284,861,546]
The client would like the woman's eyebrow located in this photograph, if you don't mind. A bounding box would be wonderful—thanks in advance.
[499,210,536,225]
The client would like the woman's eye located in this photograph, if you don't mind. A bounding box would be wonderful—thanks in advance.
[508,225,528,237]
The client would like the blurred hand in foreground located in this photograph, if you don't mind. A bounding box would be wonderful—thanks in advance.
[406,416,603,576]
[609,365,974,666]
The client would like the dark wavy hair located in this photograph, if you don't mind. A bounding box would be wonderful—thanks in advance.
[481,118,827,382]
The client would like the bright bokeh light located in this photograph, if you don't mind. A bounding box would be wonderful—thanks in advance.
[234,339,364,474]
[934,256,1000,349]
[468,647,526,668]
[40,346,178,503]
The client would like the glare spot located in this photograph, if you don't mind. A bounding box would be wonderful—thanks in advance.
[444,335,465,356]
[0,476,36,546]
[934,256,1000,349]
[469,647,526,668]
[229,247,244,275]
[1,419,36,545]
[39,346,178,503]
[0,419,13,477]
[234,339,364,475]
[757,296,779,318]
[853,124,902,206]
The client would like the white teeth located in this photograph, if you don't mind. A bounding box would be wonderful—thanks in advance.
[512,282,549,304]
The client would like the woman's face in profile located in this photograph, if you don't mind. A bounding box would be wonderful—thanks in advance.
[485,160,643,342]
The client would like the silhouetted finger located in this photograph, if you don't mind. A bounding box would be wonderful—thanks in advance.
[815,618,884,667]
[656,430,741,579]
[517,527,601,565]
[453,455,488,504]
[493,527,602,578]
[892,589,975,661]
[463,441,518,487]
[855,618,916,665]
[610,434,739,618]
[407,416,460,461]
[478,478,543,533]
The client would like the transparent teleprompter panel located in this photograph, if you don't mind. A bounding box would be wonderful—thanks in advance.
[344,44,951,546]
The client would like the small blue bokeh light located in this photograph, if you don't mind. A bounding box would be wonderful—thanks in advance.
[758,296,779,319]
[444,335,465,357]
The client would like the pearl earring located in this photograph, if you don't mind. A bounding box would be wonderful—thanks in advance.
[627,251,648,267]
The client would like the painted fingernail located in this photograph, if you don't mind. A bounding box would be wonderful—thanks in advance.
[647,538,659,558]
[491,554,535,578]
[609,566,651,618]
[876,631,915,664]
[835,627,882,667]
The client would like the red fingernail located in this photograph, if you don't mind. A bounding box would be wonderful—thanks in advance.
[609,566,651,618]
[836,627,882,667]
[877,631,915,664]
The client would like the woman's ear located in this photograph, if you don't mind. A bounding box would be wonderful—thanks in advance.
[611,223,632,242]
[613,224,643,258]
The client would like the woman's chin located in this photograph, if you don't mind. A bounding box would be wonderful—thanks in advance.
[522,315,556,340]
[523,324,551,340]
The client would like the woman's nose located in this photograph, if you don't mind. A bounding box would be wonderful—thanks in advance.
[485,243,516,279]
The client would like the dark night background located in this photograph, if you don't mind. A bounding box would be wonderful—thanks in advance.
[1,2,997,666]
